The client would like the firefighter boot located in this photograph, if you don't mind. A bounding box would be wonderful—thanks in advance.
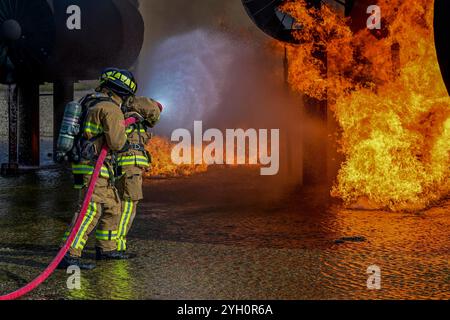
[57,254,96,270]
[96,248,130,260]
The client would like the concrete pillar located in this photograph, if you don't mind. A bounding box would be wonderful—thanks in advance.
[1,85,19,176]
[7,85,19,164]
[302,47,329,185]
[18,82,40,167]
[302,96,328,185]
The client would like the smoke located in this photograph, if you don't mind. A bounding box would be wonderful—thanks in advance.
[136,0,319,199]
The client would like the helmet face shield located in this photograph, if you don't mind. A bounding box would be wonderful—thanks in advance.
[100,68,138,98]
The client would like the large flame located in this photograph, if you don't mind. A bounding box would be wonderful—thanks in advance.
[283,0,450,211]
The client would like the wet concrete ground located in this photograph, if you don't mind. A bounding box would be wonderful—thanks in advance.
[0,167,449,300]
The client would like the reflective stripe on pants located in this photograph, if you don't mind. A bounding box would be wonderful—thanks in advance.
[62,202,98,252]
[117,200,138,251]
[61,177,122,258]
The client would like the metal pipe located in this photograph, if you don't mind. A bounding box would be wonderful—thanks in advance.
[7,85,18,164]
[18,83,40,167]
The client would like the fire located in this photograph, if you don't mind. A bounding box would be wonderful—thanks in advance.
[144,136,208,178]
[282,0,450,211]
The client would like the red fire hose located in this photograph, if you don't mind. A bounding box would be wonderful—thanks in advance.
[0,118,137,300]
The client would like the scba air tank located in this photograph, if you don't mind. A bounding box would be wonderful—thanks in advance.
[56,101,83,162]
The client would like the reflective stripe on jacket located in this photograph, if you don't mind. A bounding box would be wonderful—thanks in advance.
[72,163,111,179]
[118,154,150,167]
[117,97,161,169]
[71,93,127,186]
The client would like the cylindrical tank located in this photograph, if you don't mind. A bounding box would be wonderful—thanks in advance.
[0,0,144,84]
[56,101,82,162]
[45,0,144,81]
[434,0,450,95]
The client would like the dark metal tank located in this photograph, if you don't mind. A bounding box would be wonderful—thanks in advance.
[0,0,144,83]
[45,0,144,80]
[0,0,55,83]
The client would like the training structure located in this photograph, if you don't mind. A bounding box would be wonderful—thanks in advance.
[0,0,144,175]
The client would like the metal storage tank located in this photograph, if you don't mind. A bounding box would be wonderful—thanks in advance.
[45,0,144,80]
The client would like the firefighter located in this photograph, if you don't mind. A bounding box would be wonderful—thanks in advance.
[58,68,138,270]
[115,96,163,255]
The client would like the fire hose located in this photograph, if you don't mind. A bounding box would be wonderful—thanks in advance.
[0,117,137,300]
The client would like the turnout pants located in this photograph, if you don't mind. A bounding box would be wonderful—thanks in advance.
[117,200,139,251]
[116,166,144,251]
[63,176,121,258]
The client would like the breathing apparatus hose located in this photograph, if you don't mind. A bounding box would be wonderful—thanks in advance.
[0,117,137,301]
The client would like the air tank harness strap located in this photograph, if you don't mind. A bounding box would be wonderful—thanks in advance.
[137,123,151,164]
[108,153,121,186]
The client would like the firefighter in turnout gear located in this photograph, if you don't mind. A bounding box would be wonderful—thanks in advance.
[116,96,162,254]
[58,68,138,270]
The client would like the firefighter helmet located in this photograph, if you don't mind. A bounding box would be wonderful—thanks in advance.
[99,68,138,98]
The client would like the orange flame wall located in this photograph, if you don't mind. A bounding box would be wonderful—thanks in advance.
[283,0,450,211]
